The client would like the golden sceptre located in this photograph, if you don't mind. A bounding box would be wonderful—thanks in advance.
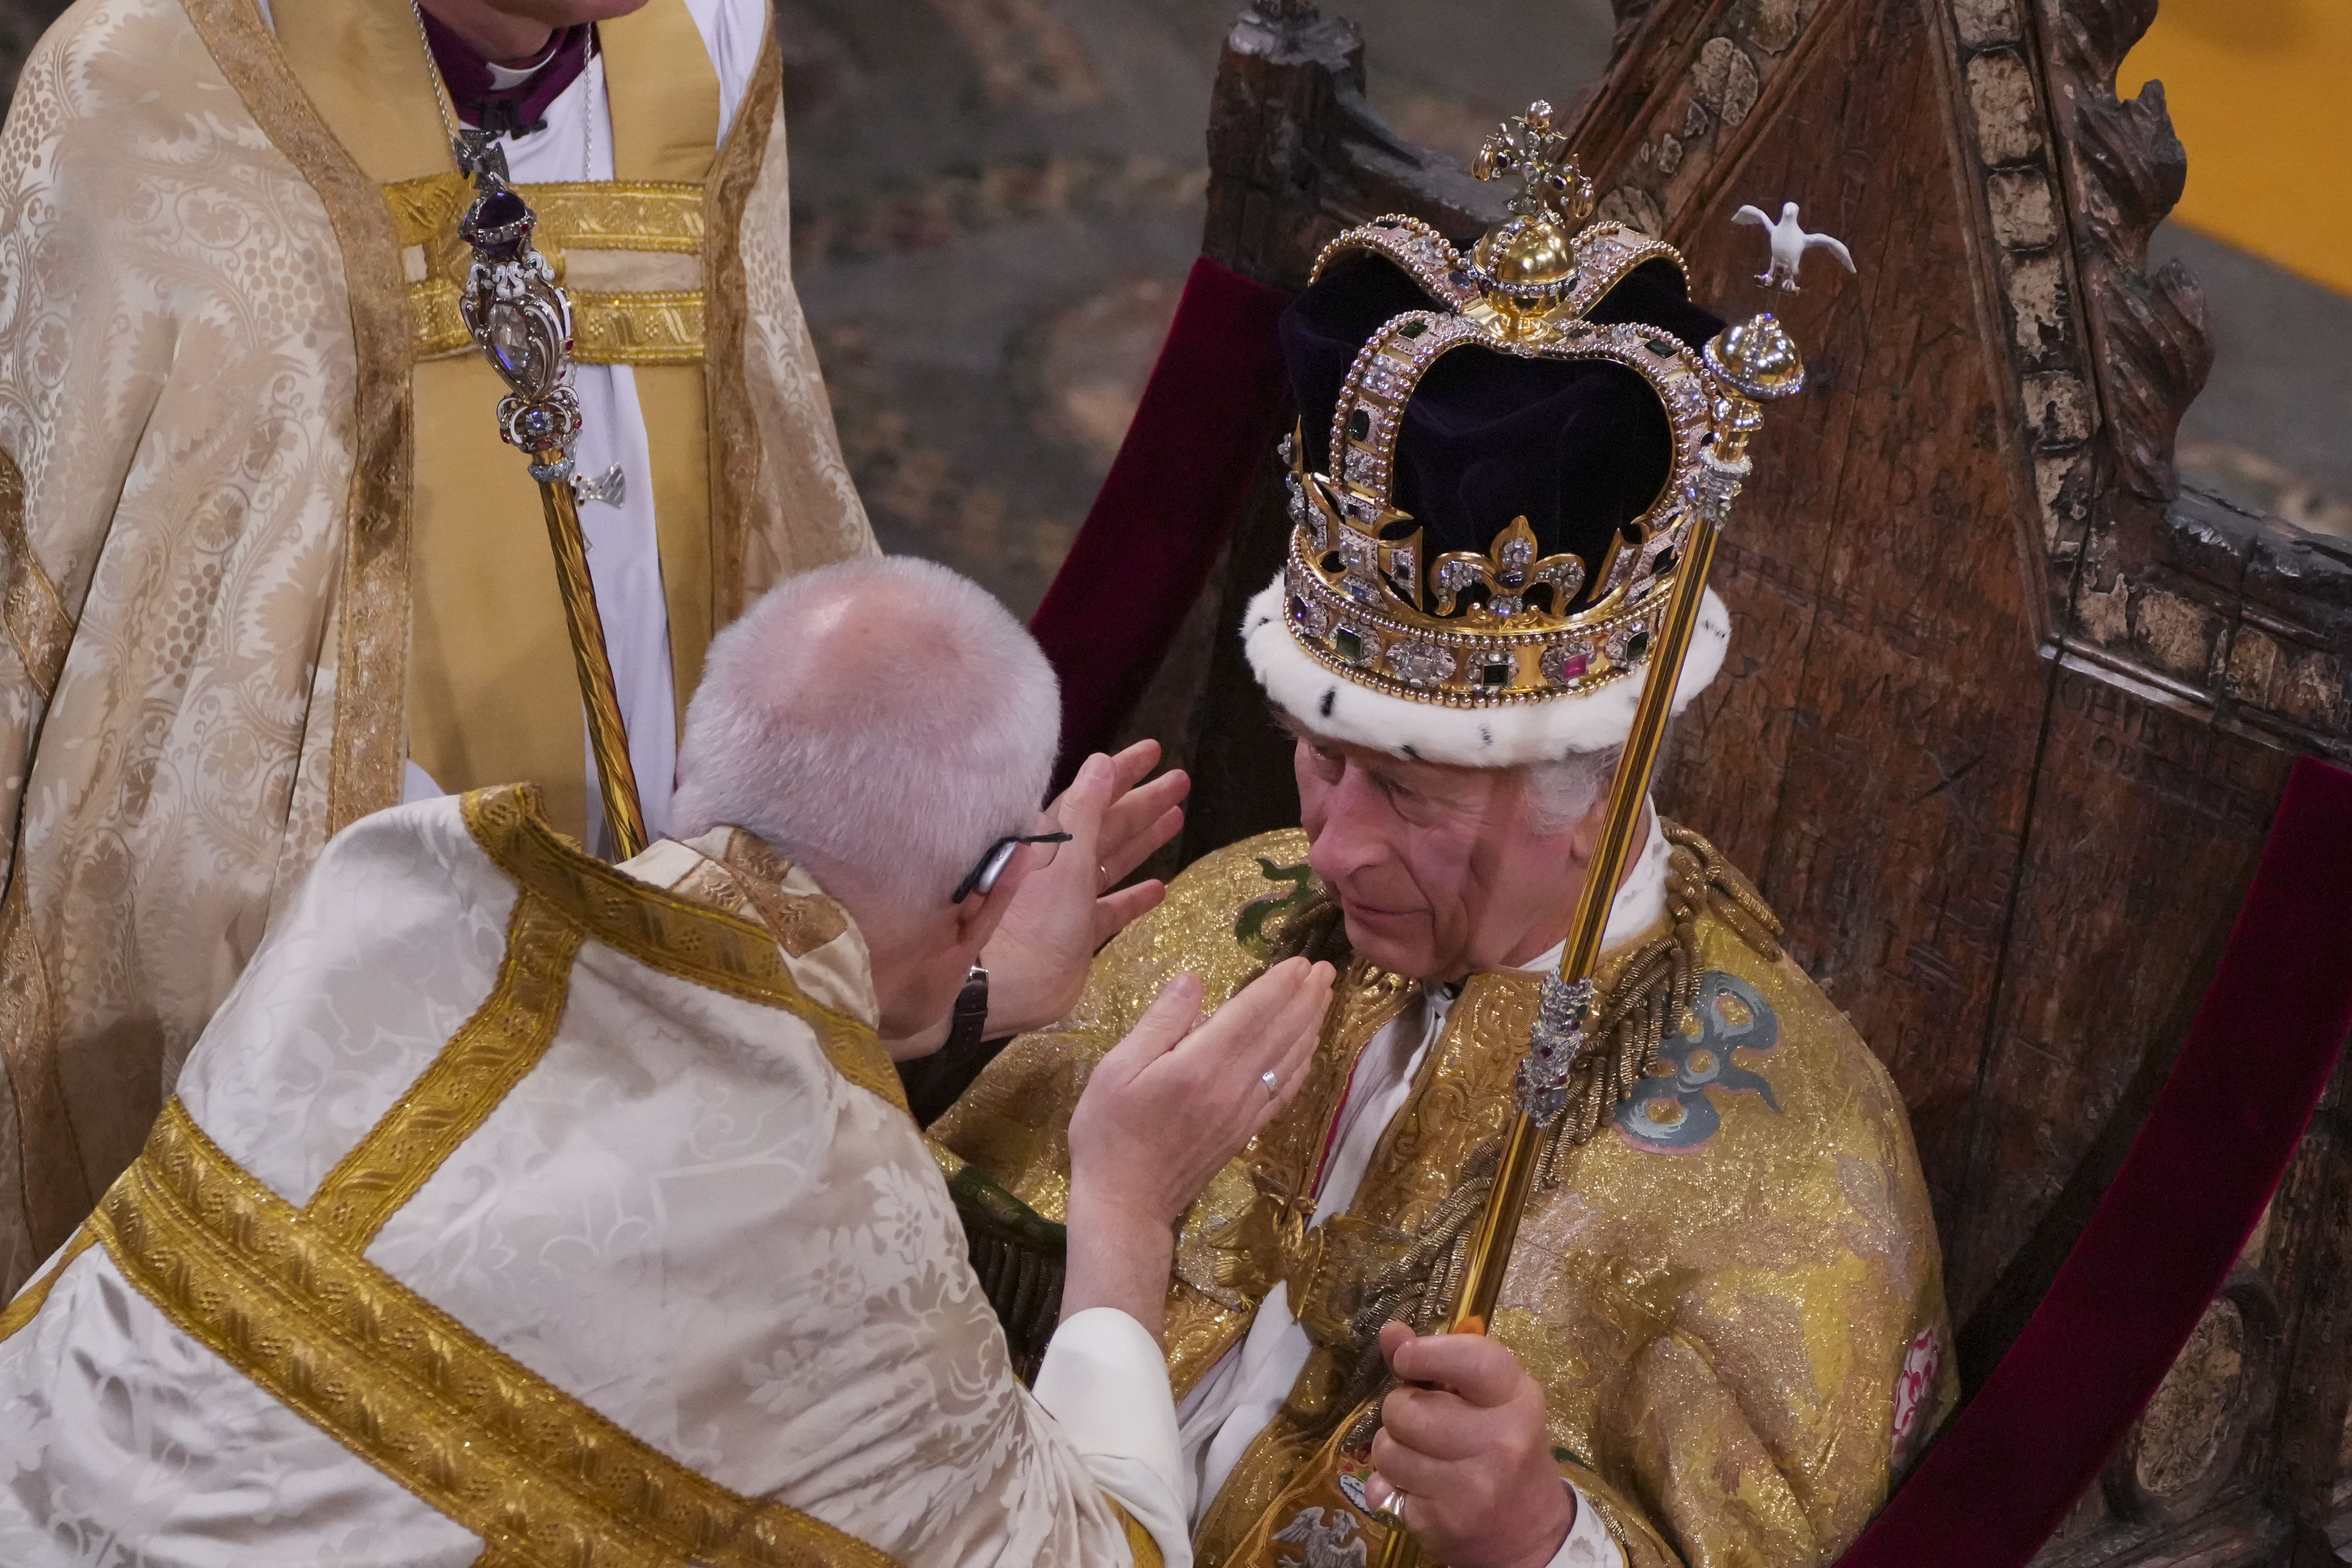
[1372,186,1829,1567]
[453,138,649,859]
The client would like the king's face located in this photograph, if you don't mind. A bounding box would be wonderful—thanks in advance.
[1290,734,1592,984]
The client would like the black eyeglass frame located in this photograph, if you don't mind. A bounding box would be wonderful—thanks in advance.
[951,831,1073,904]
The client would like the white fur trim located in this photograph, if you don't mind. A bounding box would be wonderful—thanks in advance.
[1240,577,1730,766]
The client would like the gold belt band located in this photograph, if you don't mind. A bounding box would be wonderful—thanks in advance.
[385,174,709,364]
[383,175,706,256]
[408,280,705,365]
[91,1099,900,1568]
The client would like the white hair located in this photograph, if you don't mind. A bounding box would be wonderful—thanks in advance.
[669,557,1061,912]
[1523,745,1626,835]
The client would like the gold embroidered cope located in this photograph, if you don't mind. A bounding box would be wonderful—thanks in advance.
[937,826,1959,1568]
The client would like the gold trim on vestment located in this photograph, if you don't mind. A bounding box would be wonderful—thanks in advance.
[307,894,584,1249]
[404,283,708,366]
[385,175,707,256]
[700,27,780,626]
[1114,1503,1165,1568]
[0,1226,93,1344]
[0,446,72,700]
[386,173,712,364]
[91,1100,902,1568]
[570,289,706,363]
[460,786,906,1111]
[0,868,88,1262]
[181,0,418,834]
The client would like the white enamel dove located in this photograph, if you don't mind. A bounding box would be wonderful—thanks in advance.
[1732,201,1857,290]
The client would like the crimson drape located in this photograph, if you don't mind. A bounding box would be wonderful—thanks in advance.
[1028,257,1293,788]
[1838,755,2352,1568]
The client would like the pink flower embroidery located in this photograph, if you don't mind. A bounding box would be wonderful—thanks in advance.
[1891,1326,1941,1457]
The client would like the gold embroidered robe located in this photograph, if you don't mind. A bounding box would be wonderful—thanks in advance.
[936,828,1960,1568]
[0,0,874,1295]
[0,786,1170,1568]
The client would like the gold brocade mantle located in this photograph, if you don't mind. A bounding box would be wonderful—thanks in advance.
[935,827,1960,1568]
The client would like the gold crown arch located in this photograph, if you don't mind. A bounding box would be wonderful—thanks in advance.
[1280,103,1802,712]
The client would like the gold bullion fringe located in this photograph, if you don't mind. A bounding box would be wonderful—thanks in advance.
[1533,823,1784,1178]
[1312,823,1783,1447]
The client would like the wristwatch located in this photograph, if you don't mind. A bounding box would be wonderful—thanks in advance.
[945,963,990,1058]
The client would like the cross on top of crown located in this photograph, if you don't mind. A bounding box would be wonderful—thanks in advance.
[1474,101,1595,227]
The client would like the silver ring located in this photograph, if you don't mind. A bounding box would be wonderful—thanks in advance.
[1260,1070,1280,1097]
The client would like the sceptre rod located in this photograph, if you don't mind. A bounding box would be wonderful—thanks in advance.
[454,140,649,859]
[1442,510,1724,1338]
[1374,291,1812,1568]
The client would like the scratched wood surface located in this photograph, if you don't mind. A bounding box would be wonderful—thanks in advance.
[1155,2,2352,1561]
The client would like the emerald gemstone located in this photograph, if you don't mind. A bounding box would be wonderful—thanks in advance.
[1335,626,1365,663]
[1479,658,1513,687]
[1400,320,1428,338]
[1625,631,1652,661]
[1347,407,1371,441]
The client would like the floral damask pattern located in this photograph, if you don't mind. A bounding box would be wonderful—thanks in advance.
[0,0,362,1292]
[0,0,881,1300]
[0,796,1131,1565]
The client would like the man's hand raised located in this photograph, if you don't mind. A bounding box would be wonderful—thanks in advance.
[1061,957,1335,1336]
[890,741,1187,1054]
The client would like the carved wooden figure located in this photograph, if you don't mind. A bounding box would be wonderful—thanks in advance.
[1138,2,2352,1563]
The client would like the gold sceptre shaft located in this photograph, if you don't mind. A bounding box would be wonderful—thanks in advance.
[1373,288,1812,1568]
[453,137,648,859]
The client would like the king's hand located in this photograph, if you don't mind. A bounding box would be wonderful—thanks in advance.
[1366,1322,1577,1568]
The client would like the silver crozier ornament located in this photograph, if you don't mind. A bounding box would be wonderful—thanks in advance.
[453,136,649,859]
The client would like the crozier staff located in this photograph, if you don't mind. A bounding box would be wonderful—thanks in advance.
[0,556,1335,1567]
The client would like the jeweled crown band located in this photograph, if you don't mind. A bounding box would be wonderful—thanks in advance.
[1282,546,1660,707]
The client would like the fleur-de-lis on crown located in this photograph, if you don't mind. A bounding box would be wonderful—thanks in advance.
[1473,101,1595,228]
[1430,516,1588,621]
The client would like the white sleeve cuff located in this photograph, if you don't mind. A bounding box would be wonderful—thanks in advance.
[1544,1481,1626,1568]
[1032,1307,1193,1568]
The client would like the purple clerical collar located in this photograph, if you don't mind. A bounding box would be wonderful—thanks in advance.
[418,7,594,139]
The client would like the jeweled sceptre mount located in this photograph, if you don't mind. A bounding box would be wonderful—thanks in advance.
[454,135,648,858]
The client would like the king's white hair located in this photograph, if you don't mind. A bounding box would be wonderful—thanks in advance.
[669,557,1061,912]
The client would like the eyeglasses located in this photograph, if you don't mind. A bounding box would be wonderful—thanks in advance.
[951,816,1072,904]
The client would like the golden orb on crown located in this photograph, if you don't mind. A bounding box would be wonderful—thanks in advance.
[1466,100,1597,333]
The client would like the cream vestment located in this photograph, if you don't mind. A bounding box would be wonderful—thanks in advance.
[0,0,875,1296]
[0,786,1185,1567]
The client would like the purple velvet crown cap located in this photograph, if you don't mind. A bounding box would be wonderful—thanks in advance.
[1279,249,1726,617]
